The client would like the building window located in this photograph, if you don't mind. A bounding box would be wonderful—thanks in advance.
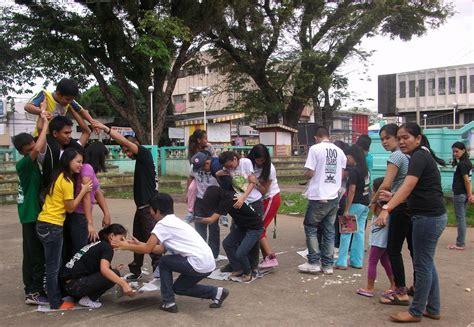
[173,94,186,104]
[470,75,474,93]
[189,92,202,102]
[448,76,456,94]
[408,80,416,97]
[418,79,425,96]
[399,81,406,98]
[459,76,467,94]
[438,77,445,95]
[428,78,435,96]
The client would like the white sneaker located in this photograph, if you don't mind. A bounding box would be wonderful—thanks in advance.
[138,278,161,293]
[79,296,102,309]
[215,254,228,262]
[298,262,321,274]
[322,267,334,275]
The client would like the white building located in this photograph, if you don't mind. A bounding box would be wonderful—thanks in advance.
[378,63,474,127]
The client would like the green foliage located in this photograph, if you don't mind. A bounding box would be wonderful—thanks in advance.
[209,0,453,127]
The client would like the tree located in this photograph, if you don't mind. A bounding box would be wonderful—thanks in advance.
[209,0,453,128]
[0,0,224,144]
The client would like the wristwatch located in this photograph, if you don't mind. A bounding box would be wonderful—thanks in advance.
[382,204,391,213]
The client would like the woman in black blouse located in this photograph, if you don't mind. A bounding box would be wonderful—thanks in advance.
[375,122,447,323]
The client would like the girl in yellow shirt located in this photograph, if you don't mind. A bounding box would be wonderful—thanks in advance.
[36,148,92,309]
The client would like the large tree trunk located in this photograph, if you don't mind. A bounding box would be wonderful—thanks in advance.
[283,97,306,127]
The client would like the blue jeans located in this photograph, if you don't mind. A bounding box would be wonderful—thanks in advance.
[453,194,467,247]
[336,203,369,268]
[159,255,216,305]
[36,221,64,309]
[194,200,221,259]
[223,227,263,275]
[409,214,447,317]
[304,198,339,268]
[64,212,89,261]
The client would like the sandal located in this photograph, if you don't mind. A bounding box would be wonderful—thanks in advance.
[356,288,374,298]
[447,244,465,251]
[379,292,410,306]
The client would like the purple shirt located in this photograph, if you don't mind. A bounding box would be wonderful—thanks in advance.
[75,163,99,214]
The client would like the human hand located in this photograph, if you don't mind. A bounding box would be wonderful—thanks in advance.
[87,223,98,242]
[378,190,393,202]
[81,181,93,194]
[233,196,245,209]
[111,239,129,250]
[122,284,136,297]
[216,169,230,177]
[374,210,389,227]
[127,237,140,245]
[102,214,111,227]
[343,211,349,217]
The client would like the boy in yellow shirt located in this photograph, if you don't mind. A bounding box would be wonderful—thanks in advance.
[25,78,96,135]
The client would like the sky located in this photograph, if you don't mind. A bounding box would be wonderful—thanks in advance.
[342,0,474,112]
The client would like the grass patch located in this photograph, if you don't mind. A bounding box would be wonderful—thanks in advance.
[278,192,473,226]
[107,185,184,199]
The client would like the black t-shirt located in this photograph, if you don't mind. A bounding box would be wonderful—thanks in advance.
[347,166,370,205]
[133,145,157,207]
[61,241,114,280]
[41,135,82,189]
[452,160,472,195]
[199,185,263,230]
[406,147,446,216]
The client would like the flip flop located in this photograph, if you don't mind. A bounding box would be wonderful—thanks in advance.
[379,292,410,306]
[356,288,374,297]
[447,244,465,251]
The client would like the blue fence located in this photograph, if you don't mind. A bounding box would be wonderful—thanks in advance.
[370,121,474,192]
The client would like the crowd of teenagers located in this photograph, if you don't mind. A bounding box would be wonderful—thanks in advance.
[12,78,472,320]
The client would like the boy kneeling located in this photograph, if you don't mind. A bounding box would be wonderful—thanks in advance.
[113,193,229,313]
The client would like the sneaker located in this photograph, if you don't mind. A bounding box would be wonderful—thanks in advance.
[58,301,75,310]
[25,292,49,305]
[322,267,334,275]
[298,262,321,274]
[79,296,102,309]
[258,257,279,269]
[215,254,227,262]
[124,273,143,281]
[210,288,229,308]
[138,278,161,293]
[160,302,178,313]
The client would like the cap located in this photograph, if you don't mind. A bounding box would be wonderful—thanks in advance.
[191,152,211,172]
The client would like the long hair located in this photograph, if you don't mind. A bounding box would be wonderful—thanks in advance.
[98,223,127,242]
[188,129,207,161]
[47,147,84,195]
[347,144,368,178]
[84,142,109,173]
[452,141,470,167]
[247,144,271,181]
[400,122,446,166]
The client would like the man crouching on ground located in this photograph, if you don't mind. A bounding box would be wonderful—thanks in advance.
[112,193,229,313]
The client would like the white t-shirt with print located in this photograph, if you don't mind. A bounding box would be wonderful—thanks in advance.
[228,157,262,203]
[304,141,347,200]
[254,163,280,199]
[152,214,216,274]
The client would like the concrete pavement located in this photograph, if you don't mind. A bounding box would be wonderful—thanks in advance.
[0,198,473,326]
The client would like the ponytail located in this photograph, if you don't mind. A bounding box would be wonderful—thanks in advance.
[98,223,127,242]
[400,122,446,167]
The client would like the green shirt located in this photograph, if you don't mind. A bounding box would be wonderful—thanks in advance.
[16,155,42,224]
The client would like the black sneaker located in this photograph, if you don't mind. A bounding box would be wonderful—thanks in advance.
[25,292,49,305]
[160,303,178,313]
[125,273,143,281]
[220,264,233,273]
[210,288,229,308]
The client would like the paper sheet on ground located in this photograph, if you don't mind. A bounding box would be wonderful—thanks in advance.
[37,303,91,312]
[207,268,273,283]
[297,249,308,259]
